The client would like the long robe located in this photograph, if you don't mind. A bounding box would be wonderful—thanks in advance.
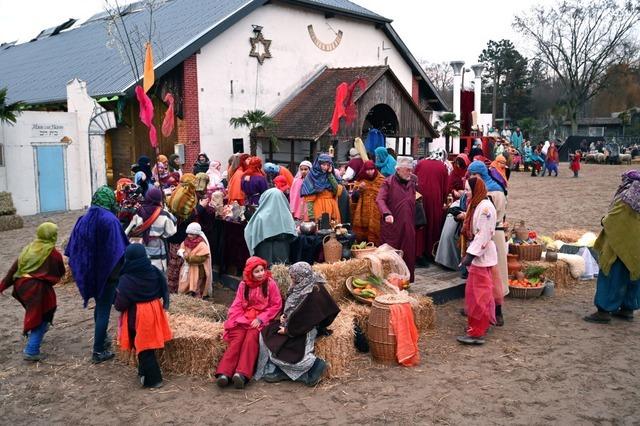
[415,159,448,259]
[352,174,385,245]
[488,191,509,296]
[376,174,418,282]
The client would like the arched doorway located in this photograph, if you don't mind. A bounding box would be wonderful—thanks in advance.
[362,103,398,136]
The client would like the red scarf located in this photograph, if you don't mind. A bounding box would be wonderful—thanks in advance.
[242,256,271,288]
[355,160,379,181]
[244,157,265,178]
[183,235,204,250]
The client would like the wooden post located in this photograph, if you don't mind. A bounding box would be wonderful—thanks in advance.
[269,138,274,161]
[290,140,295,170]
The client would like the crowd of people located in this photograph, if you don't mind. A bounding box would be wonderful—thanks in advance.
[1,139,638,389]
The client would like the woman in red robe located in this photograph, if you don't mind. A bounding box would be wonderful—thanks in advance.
[414,158,449,263]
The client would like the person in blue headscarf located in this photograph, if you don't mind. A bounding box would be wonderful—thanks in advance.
[65,186,129,363]
[374,146,397,177]
[244,188,297,265]
[467,160,508,326]
[301,153,341,222]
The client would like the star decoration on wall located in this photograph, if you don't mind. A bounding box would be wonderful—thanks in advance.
[249,33,272,65]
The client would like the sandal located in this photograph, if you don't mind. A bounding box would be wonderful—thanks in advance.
[612,309,634,322]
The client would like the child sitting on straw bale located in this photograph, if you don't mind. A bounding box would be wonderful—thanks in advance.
[216,257,282,389]
[177,223,212,298]
[0,222,65,361]
[115,244,172,388]
[254,262,340,386]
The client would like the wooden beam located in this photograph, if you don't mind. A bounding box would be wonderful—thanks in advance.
[290,140,295,170]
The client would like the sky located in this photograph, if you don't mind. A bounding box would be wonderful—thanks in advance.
[0,0,556,66]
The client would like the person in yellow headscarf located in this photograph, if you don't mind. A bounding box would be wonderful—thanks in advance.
[168,173,197,220]
[0,223,65,361]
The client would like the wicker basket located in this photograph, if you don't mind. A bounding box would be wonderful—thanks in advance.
[508,284,545,299]
[351,242,377,259]
[345,276,377,305]
[509,243,543,261]
[368,298,402,364]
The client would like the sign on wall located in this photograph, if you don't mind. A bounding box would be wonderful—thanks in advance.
[31,123,65,138]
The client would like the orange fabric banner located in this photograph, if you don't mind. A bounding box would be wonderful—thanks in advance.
[143,42,155,93]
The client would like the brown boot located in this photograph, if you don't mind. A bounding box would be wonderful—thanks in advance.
[583,311,611,324]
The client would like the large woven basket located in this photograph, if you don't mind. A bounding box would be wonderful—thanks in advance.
[367,294,413,364]
[508,284,545,299]
[509,243,543,261]
[351,242,377,259]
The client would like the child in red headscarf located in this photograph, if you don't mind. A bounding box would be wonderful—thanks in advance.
[216,256,282,389]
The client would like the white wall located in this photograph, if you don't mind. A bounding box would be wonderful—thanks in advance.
[196,2,416,162]
[0,79,110,216]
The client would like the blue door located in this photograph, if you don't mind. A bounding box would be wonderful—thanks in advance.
[37,146,66,212]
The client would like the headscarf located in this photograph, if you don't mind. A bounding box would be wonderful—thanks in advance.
[244,157,265,177]
[207,160,223,188]
[137,156,153,181]
[242,256,271,289]
[184,222,209,249]
[489,154,509,189]
[355,160,378,181]
[244,188,297,255]
[157,155,168,166]
[295,160,313,178]
[117,244,169,309]
[449,153,470,193]
[168,154,181,172]
[374,146,396,177]
[273,175,290,192]
[91,185,118,213]
[116,178,133,204]
[195,172,210,192]
[462,177,488,240]
[283,261,325,319]
[613,170,640,214]
[14,222,58,279]
[467,160,503,193]
[346,158,364,179]
[168,173,197,219]
[263,162,280,176]
[301,153,335,196]
[138,187,163,221]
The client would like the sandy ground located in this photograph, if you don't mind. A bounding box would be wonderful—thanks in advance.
[0,163,638,425]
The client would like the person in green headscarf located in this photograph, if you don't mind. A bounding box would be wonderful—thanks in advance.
[92,185,118,213]
[1,222,66,361]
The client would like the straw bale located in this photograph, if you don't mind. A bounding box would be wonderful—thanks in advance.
[270,263,291,300]
[411,295,436,332]
[169,293,228,322]
[117,313,226,378]
[553,229,588,243]
[59,256,75,286]
[313,258,370,300]
[522,260,579,288]
[0,192,16,216]
[315,310,357,379]
[0,214,23,231]
[339,302,370,340]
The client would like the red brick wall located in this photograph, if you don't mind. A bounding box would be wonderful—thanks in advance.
[178,54,201,168]
[411,76,420,156]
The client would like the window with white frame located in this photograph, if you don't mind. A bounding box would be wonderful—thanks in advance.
[588,127,605,137]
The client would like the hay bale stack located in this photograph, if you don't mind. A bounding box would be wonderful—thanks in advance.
[411,295,436,332]
[315,310,357,379]
[0,192,17,215]
[340,302,370,339]
[0,214,23,231]
[522,260,580,288]
[169,293,228,322]
[313,258,370,301]
[117,313,226,378]
[270,263,291,300]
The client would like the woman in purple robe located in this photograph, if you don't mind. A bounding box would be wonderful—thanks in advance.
[241,157,268,206]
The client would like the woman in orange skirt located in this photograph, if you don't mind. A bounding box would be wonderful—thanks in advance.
[115,244,172,388]
[301,153,341,222]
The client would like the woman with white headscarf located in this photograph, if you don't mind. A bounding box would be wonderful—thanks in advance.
[177,223,212,298]
[289,161,312,220]
[206,160,224,190]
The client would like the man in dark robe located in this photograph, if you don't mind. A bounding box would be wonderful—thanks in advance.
[376,156,419,282]
[415,158,449,265]
[66,186,128,363]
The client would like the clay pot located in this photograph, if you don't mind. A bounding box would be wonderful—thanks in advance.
[545,250,558,262]
[507,254,523,277]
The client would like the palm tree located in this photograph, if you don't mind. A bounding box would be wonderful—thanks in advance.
[229,110,278,155]
[0,87,26,125]
[434,112,461,153]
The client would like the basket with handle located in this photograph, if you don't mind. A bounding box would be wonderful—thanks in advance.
[351,242,376,259]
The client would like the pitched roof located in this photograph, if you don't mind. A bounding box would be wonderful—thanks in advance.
[271,65,436,140]
[0,0,445,110]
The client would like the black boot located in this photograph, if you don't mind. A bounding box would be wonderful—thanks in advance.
[495,305,504,327]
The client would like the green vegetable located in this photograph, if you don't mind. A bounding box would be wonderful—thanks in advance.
[524,265,547,279]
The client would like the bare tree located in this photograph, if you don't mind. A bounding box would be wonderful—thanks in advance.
[422,61,454,93]
[514,0,640,134]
